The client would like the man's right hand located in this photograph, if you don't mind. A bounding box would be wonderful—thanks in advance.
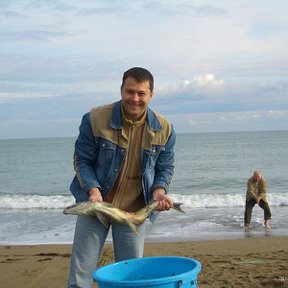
[88,188,103,202]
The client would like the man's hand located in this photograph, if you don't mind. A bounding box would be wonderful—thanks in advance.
[88,188,103,203]
[152,188,173,211]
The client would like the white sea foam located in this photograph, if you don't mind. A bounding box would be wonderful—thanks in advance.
[170,192,288,208]
[0,192,287,210]
[0,194,74,209]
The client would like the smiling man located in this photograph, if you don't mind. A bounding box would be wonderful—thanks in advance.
[67,67,176,288]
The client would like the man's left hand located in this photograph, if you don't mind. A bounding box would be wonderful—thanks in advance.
[152,188,173,211]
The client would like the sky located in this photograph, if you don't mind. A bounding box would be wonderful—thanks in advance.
[0,0,287,138]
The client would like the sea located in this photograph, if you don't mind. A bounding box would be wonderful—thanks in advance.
[0,131,287,245]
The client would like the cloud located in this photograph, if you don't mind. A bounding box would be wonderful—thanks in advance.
[0,92,62,104]
[157,74,225,98]
[248,20,288,39]
[169,110,288,133]
[0,29,75,41]
[184,74,225,88]
[151,73,288,117]
[0,0,287,137]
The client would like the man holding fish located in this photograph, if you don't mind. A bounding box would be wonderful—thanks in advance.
[67,67,177,287]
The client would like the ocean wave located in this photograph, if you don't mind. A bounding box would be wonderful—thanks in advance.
[0,195,74,209]
[0,192,287,210]
[170,193,288,208]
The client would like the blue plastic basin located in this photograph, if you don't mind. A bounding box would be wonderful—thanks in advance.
[93,256,201,288]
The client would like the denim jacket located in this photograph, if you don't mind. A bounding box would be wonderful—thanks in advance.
[69,100,176,221]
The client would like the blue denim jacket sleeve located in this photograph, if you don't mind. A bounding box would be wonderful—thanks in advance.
[72,113,101,196]
[142,124,176,205]
[152,124,176,193]
[145,124,176,222]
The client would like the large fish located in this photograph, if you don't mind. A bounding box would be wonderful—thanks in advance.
[63,201,184,233]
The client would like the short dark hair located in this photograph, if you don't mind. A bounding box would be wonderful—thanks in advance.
[121,67,154,92]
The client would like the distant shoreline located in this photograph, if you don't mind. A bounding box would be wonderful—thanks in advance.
[1,129,287,140]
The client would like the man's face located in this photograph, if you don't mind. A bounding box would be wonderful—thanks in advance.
[121,77,153,121]
[254,173,261,182]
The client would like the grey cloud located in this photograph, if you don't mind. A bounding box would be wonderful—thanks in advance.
[141,1,229,17]
[23,0,77,13]
[0,9,24,18]
[152,79,288,116]
[0,53,112,83]
[248,20,288,39]
[168,110,288,133]
[0,29,74,41]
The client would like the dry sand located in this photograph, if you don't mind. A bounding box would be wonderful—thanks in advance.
[0,236,287,288]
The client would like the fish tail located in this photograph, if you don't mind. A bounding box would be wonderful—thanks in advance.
[126,220,139,234]
[96,212,110,228]
[172,202,185,213]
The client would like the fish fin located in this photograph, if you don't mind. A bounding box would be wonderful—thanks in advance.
[172,202,185,213]
[96,213,110,228]
[126,220,139,234]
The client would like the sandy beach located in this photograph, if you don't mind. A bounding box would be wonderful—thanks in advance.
[0,236,287,288]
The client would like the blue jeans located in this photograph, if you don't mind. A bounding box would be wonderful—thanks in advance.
[67,215,147,288]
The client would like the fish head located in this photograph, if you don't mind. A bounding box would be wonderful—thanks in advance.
[63,202,94,215]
